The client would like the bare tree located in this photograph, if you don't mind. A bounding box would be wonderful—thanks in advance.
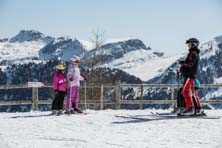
[89,28,106,70]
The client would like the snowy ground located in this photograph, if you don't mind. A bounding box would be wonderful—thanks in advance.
[0,109,222,148]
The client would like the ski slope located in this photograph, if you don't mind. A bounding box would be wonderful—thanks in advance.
[106,50,182,81]
[0,109,222,148]
[0,41,46,64]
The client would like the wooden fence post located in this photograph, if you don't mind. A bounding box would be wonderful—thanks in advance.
[100,84,104,110]
[115,81,121,109]
[171,85,175,108]
[32,87,39,111]
[139,84,144,110]
[84,81,87,111]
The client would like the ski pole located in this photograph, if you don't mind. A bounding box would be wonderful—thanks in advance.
[176,69,180,109]
[84,81,87,114]
[69,86,72,113]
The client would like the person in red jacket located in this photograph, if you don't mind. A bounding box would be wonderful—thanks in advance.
[179,38,203,115]
[52,64,67,115]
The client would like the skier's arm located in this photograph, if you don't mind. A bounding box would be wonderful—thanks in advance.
[185,52,198,68]
[53,75,59,91]
[79,75,85,81]
[67,71,74,81]
[180,52,198,68]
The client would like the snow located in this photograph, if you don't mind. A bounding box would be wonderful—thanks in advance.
[0,41,46,64]
[105,38,132,44]
[78,39,94,51]
[203,89,222,100]
[0,109,221,148]
[0,66,7,71]
[79,38,133,51]
[106,49,182,81]
[203,77,222,99]
[200,36,222,60]
[214,35,222,45]
[54,36,76,43]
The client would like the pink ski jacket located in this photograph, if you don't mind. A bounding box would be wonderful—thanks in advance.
[53,72,67,92]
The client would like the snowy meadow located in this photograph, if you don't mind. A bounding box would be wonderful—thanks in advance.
[0,109,222,148]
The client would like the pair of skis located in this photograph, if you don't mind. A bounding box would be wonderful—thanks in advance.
[115,112,220,120]
[151,111,220,119]
[49,111,88,116]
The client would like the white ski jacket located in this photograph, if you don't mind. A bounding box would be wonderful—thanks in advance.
[67,64,84,87]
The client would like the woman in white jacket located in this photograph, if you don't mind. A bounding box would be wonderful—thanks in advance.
[66,56,85,113]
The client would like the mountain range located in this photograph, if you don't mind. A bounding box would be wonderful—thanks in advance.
[0,30,180,81]
[1,30,222,100]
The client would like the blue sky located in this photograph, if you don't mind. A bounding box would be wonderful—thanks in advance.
[0,0,222,55]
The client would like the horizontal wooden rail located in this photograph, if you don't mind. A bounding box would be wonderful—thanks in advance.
[1,100,222,106]
[1,83,222,89]
[0,83,222,111]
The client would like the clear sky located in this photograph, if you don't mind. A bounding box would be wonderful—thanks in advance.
[0,0,222,55]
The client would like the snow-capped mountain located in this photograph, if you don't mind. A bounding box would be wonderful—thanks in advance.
[83,39,147,67]
[84,39,149,62]
[39,36,87,61]
[9,30,54,43]
[81,38,176,81]
[104,49,181,81]
[0,30,55,65]
[1,30,176,81]
[1,29,222,87]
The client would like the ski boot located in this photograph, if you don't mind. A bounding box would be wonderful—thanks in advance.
[57,110,64,116]
[51,110,57,115]
[195,108,206,116]
[74,108,83,113]
[180,107,195,116]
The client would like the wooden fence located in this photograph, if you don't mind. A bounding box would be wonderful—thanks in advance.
[0,82,222,111]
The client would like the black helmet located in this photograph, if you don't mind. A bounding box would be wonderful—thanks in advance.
[186,38,199,48]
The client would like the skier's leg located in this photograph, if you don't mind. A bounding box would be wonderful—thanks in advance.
[73,86,80,109]
[182,78,194,111]
[177,88,185,108]
[193,89,204,114]
[52,91,60,110]
[66,87,72,112]
[192,95,198,110]
[73,86,82,113]
[58,91,65,110]
[193,90,202,108]
[70,86,76,113]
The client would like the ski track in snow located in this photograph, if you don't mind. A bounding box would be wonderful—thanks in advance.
[0,109,222,148]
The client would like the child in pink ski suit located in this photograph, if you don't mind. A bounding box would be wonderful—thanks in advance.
[52,64,67,114]
[66,56,85,113]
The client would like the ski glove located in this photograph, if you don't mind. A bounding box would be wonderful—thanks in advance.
[69,77,74,81]
[179,60,185,65]
[82,75,87,81]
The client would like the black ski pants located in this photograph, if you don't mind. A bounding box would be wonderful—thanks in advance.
[52,91,66,110]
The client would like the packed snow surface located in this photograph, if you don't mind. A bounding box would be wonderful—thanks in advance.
[0,109,222,148]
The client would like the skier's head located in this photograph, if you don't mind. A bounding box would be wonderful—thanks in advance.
[186,38,199,49]
[56,64,66,73]
[70,55,80,65]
